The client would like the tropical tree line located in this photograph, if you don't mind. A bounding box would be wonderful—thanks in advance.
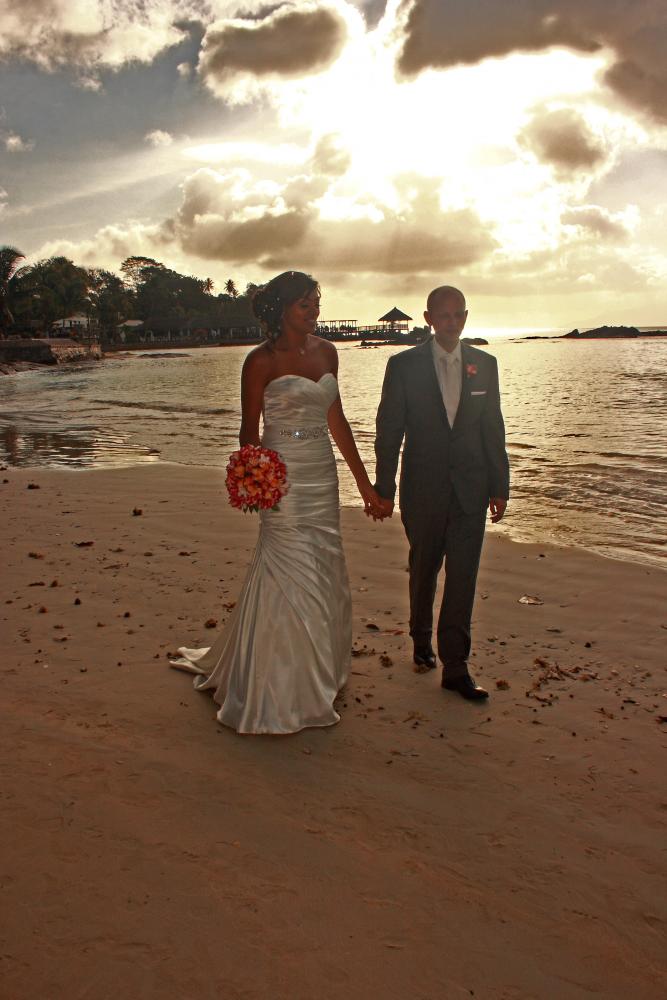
[0,246,258,340]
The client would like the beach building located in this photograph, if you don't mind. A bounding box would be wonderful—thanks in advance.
[117,319,145,343]
[50,314,90,336]
[378,306,412,333]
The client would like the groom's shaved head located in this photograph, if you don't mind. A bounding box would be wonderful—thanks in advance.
[424,285,468,350]
[426,285,466,312]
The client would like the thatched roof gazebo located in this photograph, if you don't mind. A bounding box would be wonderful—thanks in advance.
[378,306,412,333]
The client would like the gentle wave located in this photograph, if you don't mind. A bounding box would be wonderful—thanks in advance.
[597,450,667,465]
[619,370,667,383]
[91,398,236,416]
[1,339,666,568]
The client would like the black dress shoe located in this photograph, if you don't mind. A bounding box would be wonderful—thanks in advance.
[413,644,437,671]
[442,672,489,700]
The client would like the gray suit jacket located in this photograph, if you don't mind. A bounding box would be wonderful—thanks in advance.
[374,338,510,516]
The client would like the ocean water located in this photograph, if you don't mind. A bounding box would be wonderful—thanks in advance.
[1,337,666,568]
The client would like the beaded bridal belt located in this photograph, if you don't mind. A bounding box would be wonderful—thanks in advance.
[278,424,329,440]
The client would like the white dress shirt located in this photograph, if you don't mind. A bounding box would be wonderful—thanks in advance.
[432,338,462,428]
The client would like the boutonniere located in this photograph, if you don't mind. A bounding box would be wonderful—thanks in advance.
[465,363,478,378]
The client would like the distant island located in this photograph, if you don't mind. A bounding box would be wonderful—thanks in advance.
[563,325,667,339]
[523,325,667,341]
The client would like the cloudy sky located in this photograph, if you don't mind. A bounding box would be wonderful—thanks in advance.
[1,0,666,330]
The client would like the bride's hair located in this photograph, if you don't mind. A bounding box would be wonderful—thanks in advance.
[252,271,319,343]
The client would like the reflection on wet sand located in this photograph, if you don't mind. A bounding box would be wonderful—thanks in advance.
[0,423,159,469]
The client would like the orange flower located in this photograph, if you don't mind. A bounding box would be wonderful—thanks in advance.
[226,444,289,513]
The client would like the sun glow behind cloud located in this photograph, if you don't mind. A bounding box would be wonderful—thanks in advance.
[215,31,641,263]
[3,0,666,326]
[288,45,608,172]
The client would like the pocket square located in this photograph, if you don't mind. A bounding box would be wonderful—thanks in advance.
[471,390,486,396]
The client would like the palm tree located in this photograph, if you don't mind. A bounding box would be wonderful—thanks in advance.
[203,277,214,294]
[0,246,25,338]
[224,278,238,298]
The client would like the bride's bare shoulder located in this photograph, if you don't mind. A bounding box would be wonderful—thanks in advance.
[242,342,273,380]
[315,336,338,369]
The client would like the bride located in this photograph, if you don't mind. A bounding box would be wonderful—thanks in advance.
[170,271,385,734]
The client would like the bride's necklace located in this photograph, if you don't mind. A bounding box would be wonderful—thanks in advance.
[276,339,307,356]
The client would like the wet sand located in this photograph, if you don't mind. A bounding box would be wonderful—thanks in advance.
[1,464,665,999]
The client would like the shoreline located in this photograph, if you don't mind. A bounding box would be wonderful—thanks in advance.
[2,327,667,376]
[0,458,662,572]
[1,463,666,998]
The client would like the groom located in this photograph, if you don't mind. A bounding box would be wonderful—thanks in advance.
[374,286,510,700]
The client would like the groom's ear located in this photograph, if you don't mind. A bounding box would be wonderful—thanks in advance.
[423,310,431,327]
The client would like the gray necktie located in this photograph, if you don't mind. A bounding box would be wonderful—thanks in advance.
[442,355,461,428]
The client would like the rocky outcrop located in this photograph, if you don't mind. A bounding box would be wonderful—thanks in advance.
[564,326,640,339]
[0,338,102,373]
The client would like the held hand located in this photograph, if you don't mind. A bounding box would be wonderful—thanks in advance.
[360,484,391,521]
[489,497,507,523]
[376,496,394,520]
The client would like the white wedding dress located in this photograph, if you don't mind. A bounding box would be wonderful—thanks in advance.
[170,373,352,734]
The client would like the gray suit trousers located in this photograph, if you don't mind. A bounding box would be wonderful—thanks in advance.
[401,490,486,677]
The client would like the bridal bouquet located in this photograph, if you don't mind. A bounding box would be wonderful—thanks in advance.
[225,444,289,513]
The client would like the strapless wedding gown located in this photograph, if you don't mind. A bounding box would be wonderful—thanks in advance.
[170,373,352,734]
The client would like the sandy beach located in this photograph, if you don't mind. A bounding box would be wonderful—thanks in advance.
[1,463,665,1000]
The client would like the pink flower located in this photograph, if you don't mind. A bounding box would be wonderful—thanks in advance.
[466,363,478,377]
[225,444,289,513]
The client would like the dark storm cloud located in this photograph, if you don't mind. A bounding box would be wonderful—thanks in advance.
[199,3,348,91]
[519,108,605,174]
[295,208,495,274]
[605,50,667,126]
[182,208,494,274]
[396,0,595,71]
[396,0,667,123]
[179,209,312,262]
